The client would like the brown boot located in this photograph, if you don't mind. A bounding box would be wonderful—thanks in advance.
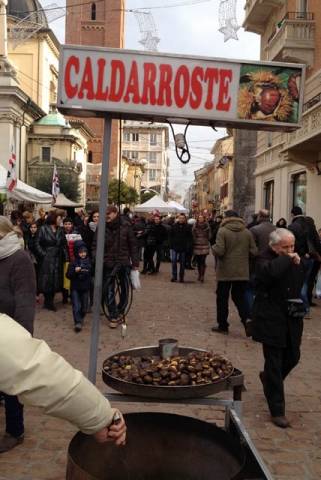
[0,433,24,453]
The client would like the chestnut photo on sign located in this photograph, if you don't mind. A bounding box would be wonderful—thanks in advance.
[237,65,302,124]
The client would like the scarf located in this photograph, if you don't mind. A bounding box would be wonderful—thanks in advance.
[0,232,23,260]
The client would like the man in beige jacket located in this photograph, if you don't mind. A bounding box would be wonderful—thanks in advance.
[0,313,126,448]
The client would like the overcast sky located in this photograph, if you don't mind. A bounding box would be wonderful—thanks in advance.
[45,0,260,198]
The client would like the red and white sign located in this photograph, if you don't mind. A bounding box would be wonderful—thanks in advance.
[58,46,305,132]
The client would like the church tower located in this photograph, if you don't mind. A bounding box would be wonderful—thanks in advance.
[65,0,125,194]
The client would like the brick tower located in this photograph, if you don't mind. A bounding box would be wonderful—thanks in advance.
[65,0,125,184]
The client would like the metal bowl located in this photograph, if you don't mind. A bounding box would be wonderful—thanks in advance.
[67,412,245,480]
[102,346,239,400]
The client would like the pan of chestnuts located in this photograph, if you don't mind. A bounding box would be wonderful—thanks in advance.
[102,344,236,399]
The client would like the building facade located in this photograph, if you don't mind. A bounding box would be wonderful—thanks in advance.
[243,0,321,226]
[0,1,92,206]
[65,0,125,183]
[121,121,169,199]
[194,135,234,214]
[27,111,93,204]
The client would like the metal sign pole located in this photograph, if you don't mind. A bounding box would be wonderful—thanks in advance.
[88,116,112,384]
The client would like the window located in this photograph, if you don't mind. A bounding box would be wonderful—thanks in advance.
[132,133,139,142]
[149,151,157,163]
[263,180,274,217]
[88,151,93,163]
[131,151,138,160]
[149,169,157,181]
[150,133,157,145]
[292,172,306,214]
[91,3,96,20]
[123,132,131,142]
[267,132,273,148]
[42,147,51,162]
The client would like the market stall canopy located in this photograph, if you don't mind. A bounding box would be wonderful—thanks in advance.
[135,195,176,214]
[0,165,52,204]
[53,193,83,208]
[167,200,188,214]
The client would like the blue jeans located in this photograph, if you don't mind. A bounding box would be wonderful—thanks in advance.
[300,257,314,313]
[71,289,89,325]
[171,250,186,280]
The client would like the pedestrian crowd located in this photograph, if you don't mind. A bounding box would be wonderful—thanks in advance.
[0,202,321,456]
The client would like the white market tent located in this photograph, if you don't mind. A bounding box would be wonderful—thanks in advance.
[167,200,188,214]
[134,195,176,214]
[53,192,83,208]
[0,165,52,204]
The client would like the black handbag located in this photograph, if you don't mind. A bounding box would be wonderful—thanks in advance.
[287,299,306,318]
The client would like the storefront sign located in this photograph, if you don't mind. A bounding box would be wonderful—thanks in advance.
[58,46,305,132]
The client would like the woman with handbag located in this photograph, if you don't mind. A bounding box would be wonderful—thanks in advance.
[35,211,68,311]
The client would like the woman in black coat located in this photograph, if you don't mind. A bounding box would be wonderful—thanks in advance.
[35,211,67,311]
[251,228,305,428]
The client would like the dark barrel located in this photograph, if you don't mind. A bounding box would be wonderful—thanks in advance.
[66,412,245,480]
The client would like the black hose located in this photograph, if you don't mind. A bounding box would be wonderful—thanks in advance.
[101,264,133,321]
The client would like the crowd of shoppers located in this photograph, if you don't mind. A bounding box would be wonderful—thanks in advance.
[1,202,321,437]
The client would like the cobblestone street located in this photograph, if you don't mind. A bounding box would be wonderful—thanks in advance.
[0,259,320,480]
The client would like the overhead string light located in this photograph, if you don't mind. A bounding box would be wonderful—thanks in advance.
[218,0,240,42]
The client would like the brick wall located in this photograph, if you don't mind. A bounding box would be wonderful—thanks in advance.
[65,0,124,176]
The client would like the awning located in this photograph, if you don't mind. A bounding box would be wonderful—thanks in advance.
[134,195,176,213]
[53,193,83,208]
[0,165,53,204]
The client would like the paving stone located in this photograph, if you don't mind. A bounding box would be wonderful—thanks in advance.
[0,259,320,479]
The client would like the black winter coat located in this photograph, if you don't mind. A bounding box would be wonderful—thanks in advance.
[144,222,167,247]
[35,225,67,294]
[92,217,139,268]
[251,248,305,348]
[133,220,146,248]
[66,257,91,291]
[288,215,321,257]
[169,223,193,253]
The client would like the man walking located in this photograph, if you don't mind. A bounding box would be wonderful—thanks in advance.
[169,214,193,283]
[251,229,305,428]
[92,206,139,328]
[211,210,257,335]
[288,206,321,317]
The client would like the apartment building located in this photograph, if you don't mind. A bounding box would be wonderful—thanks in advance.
[194,135,234,213]
[121,121,169,199]
[243,0,321,226]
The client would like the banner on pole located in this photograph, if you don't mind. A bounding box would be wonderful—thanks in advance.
[52,164,60,200]
[58,46,305,132]
[6,143,17,192]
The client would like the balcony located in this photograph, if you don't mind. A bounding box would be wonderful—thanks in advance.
[265,12,315,65]
[243,0,285,34]
[281,99,321,168]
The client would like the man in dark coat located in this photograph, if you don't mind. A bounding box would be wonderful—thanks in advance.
[251,228,305,428]
[169,214,193,283]
[288,206,321,317]
[92,206,139,328]
[142,215,167,274]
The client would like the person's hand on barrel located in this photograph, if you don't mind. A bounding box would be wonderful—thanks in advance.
[93,410,127,446]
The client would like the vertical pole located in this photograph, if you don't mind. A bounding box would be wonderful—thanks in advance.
[88,116,112,384]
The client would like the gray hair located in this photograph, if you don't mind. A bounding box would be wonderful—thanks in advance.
[269,228,294,246]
